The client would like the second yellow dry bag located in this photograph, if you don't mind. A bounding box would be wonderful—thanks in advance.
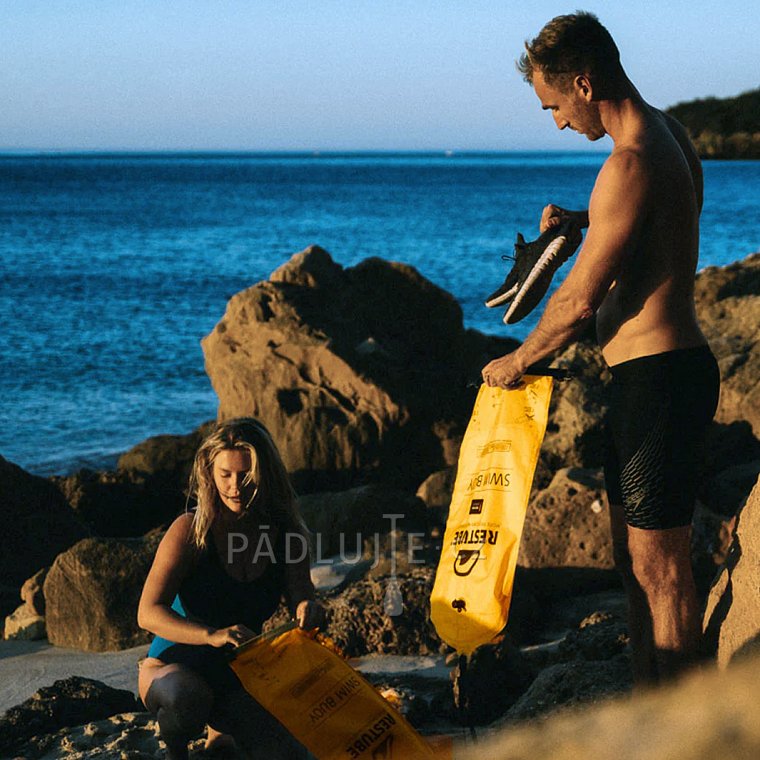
[430,377,553,655]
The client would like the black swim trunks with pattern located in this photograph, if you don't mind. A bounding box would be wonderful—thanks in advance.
[604,345,720,530]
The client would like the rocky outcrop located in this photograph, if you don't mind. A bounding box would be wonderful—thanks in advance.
[0,677,138,758]
[703,475,760,667]
[0,456,88,595]
[450,636,536,725]
[695,253,760,436]
[43,536,160,652]
[323,567,444,657]
[3,568,50,641]
[666,88,760,159]
[202,245,515,491]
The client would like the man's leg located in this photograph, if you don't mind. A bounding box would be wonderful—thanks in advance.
[609,502,657,685]
[627,523,701,681]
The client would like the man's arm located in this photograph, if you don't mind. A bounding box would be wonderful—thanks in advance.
[482,149,650,387]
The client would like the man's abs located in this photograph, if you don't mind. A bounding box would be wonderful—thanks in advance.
[597,274,706,366]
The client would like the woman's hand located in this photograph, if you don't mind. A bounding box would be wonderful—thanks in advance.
[206,624,256,648]
[295,600,326,631]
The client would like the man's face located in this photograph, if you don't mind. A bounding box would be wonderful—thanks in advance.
[532,69,605,141]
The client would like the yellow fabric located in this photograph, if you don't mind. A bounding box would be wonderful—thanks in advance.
[229,627,442,759]
[430,377,553,655]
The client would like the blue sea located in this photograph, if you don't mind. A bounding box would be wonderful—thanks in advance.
[1,153,758,476]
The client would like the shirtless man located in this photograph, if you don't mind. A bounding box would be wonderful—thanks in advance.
[481,12,720,683]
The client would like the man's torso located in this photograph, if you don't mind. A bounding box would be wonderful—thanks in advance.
[595,108,706,366]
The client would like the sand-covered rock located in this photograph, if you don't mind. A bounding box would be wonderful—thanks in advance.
[695,252,760,436]
[202,245,515,491]
[469,650,760,759]
[0,456,88,596]
[703,475,760,667]
[3,604,46,641]
[0,676,138,758]
[44,536,160,652]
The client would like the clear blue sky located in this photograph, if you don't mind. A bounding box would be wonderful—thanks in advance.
[2,1,758,151]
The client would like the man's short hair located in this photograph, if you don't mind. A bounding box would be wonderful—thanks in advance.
[517,11,621,91]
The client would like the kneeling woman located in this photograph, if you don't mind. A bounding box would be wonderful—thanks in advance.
[138,418,323,759]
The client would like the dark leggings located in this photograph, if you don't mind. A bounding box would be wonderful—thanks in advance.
[144,661,310,760]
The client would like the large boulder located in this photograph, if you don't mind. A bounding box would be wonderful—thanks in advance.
[52,468,181,537]
[0,456,88,593]
[695,252,760,436]
[703,475,760,667]
[542,341,611,471]
[51,422,215,538]
[43,535,161,652]
[520,467,612,569]
[297,484,427,558]
[0,677,138,758]
[202,245,515,491]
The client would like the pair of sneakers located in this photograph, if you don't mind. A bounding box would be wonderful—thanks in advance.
[485,219,582,324]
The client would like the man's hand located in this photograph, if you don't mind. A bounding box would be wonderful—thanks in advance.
[295,600,326,631]
[540,204,589,235]
[482,352,525,389]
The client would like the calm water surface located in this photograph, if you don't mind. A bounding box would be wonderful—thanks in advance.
[1,153,757,474]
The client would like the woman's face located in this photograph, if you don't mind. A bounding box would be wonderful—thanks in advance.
[212,448,256,514]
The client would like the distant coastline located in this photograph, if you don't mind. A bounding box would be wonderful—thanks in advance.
[666,88,760,160]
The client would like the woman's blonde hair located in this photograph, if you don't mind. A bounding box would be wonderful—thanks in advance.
[187,417,305,549]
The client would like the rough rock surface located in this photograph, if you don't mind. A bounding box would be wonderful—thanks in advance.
[703,475,760,667]
[44,536,160,652]
[202,245,515,491]
[470,651,760,759]
[695,252,760,435]
[21,568,48,616]
[297,484,427,557]
[117,421,215,477]
[541,341,611,471]
[519,468,613,572]
[0,456,88,593]
[323,567,444,657]
[504,655,632,724]
[0,677,138,758]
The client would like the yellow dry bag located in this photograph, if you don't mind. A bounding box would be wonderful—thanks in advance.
[230,623,445,759]
[430,377,553,655]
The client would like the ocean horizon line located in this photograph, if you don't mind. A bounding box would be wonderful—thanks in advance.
[0,148,610,160]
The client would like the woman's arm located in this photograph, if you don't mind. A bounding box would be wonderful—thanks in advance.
[283,529,324,629]
[137,514,253,647]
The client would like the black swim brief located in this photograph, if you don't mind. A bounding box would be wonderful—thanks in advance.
[604,345,720,530]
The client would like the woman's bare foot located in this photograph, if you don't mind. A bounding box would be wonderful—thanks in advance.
[204,726,238,756]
